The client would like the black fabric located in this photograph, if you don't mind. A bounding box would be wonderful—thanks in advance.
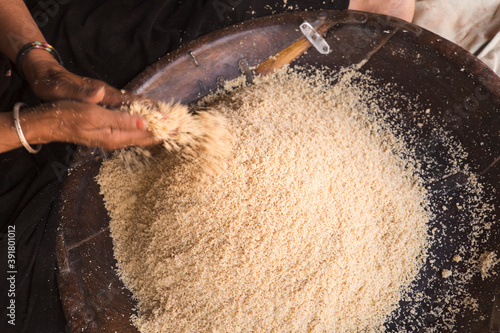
[0,144,74,333]
[21,0,349,88]
[0,54,10,100]
[0,0,349,331]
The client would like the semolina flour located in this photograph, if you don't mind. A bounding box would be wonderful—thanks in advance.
[97,66,494,332]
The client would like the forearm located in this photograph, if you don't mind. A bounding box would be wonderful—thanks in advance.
[0,0,47,62]
[0,0,62,84]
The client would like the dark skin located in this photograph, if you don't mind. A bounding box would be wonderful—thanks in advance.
[0,54,159,153]
[22,49,133,106]
[0,0,158,154]
[0,0,415,154]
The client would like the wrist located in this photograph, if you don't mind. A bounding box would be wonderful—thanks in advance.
[17,105,59,146]
[21,48,62,84]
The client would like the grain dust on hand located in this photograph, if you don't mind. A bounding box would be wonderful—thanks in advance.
[118,99,233,176]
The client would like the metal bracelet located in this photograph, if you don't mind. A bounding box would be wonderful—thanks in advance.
[13,102,42,154]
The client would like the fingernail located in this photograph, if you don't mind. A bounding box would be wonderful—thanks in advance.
[136,117,148,130]
[95,86,105,102]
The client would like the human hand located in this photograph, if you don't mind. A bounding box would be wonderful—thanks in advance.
[21,49,134,107]
[21,100,160,150]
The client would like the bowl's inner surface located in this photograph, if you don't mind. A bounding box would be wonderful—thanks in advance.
[57,10,500,333]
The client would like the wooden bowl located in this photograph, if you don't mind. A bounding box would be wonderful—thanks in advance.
[56,10,500,332]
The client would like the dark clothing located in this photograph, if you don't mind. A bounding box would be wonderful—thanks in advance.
[0,55,10,99]
[0,1,349,332]
[22,0,350,90]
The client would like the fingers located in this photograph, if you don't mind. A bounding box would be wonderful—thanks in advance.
[60,78,135,108]
[54,77,138,108]
[95,110,159,149]
[25,61,160,150]
[100,85,137,108]
[77,79,135,107]
[52,100,160,150]
[60,80,105,104]
[95,129,160,150]
[101,108,149,132]
[29,62,138,107]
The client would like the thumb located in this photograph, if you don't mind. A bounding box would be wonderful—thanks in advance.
[66,84,105,104]
[86,86,106,104]
[50,77,106,104]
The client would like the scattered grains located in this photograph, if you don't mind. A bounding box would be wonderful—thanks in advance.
[98,65,496,333]
[453,254,462,262]
[99,66,430,332]
[119,100,232,175]
[478,251,499,280]
[442,269,452,278]
[463,296,479,311]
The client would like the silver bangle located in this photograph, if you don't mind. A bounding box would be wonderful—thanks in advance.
[13,102,42,154]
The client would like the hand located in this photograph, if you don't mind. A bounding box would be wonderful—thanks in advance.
[23,100,159,151]
[21,49,134,107]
